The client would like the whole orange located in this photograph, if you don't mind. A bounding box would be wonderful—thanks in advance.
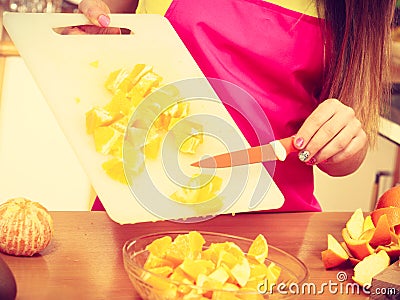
[376,185,400,209]
[0,197,54,256]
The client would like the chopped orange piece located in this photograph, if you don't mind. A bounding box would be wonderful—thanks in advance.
[359,228,375,241]
[321,234,349,269]
[266,262,281,287]
[165,232,205,265]
[247,234,268,264]
[102,157,127,184]
[147,265,173,277]
[248,258,268,281]
[369,214,392,248]
[208,266,230,285]
[363,215,375,232]
[145,235,172,257]
[141,271,178,298]
[85,107,115,134]
[346,208,365,240]
[196,273,224,290]
[104,91,133,117]
[122,141,145,177]
[93,126,122,155]
[170,119,203,154]
[180,134,203,154]
[217,250,239,269]
[230,256,251,287]
[170,267,194,285]
[128,72,162,106]
[170,175,223,204]
[105,65,152,94]
[104,68,129,93]
[144,253,175,269]
[143,128,163,160]
[352,250,390,286]
[180,258,215,280]
[342,228,374,261]
[110,116,129,133]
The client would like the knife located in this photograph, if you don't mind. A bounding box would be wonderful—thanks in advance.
[191,136,297,168]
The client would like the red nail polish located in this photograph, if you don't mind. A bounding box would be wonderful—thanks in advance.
[98,15,110,27]
[295,137,304,148]
[306,158,317,165]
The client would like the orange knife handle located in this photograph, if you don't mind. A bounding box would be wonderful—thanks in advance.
[280,136,297,155]
[270,136,297,161]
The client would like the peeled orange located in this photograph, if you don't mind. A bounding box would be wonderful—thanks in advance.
[0,198,54,256]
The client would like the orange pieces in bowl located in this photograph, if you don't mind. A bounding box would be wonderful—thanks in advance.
[321,186,400,287]
[142,232,280,299]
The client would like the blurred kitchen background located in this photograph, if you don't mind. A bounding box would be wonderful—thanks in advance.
[0,1,398,212]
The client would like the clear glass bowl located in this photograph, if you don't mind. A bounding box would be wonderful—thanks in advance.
[122,231,308,299]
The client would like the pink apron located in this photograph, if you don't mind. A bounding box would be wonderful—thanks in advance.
[165,0,326,212]
[93,0,326,212]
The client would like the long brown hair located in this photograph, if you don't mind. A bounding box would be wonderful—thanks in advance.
[317,0,395,145]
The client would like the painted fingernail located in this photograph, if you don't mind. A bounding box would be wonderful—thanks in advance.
[98,15,110,27]
[298,150,310,162]
[306,157,317,165]
[295,137,304,148]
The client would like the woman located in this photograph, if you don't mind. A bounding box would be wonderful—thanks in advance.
[78,0,395,212]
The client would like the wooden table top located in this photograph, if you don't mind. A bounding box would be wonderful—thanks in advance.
[0,211,372,300]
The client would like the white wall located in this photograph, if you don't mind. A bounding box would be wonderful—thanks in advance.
[0,57,92,210]
[314,135,397,212]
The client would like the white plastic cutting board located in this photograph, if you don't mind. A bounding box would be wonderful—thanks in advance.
[3,13,284,224]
